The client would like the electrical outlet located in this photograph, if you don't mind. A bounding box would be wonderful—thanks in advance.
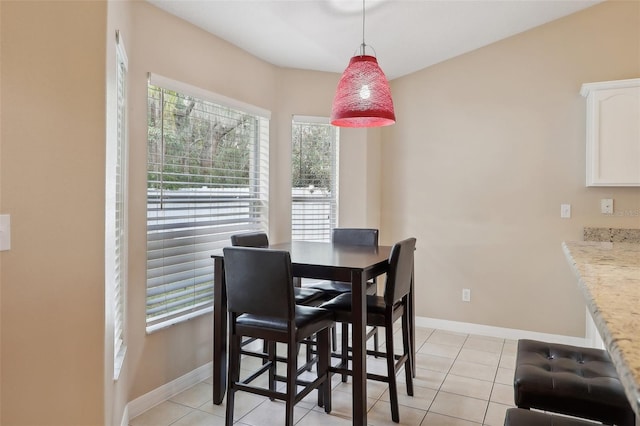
[601,198,613,214]
[462,288,471,302]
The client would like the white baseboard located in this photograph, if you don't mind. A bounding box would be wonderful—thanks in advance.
[120,405,129,426]
[415,316,588,347]
[126,362,213,420]
[124,319,587,422]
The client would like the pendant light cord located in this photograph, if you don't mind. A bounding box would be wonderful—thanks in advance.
[360,0,366,55]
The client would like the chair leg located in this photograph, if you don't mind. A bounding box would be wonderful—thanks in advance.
[373,326,379,357]
[372,284,380,357]
[317,328,332,413]
[341,322,349,382]
[385,320,400,423]
[286,338,297,426]
[305,338,313,372]
[268,341,276,400]
[262,339,268,364]
[226,332,242,426]
[402,309,414,396]
[331,324,337,351]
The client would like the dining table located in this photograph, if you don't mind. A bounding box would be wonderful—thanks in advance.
[211,240,415,424]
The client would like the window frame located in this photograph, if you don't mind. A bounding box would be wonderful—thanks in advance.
[105,30,129,380]
[291,115,339,242]
[146,74,269,333]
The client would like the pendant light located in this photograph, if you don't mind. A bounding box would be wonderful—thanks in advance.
[331,0,395,128]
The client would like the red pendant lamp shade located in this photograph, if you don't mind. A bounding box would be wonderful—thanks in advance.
[331,55,396,128]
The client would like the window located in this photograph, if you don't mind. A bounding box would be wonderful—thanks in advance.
[105,30,129,379]
[146,74,269,333]
[291,116,338,242]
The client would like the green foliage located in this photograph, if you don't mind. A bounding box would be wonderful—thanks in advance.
[291,122,335,190]
[147,85,253,190]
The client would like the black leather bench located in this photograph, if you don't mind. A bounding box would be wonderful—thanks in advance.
[514,339,635,426]
[504,407,604,426]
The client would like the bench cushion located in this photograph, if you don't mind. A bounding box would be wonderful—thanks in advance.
[514,339,635,426]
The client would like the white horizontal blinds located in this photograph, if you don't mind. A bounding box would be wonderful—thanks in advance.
[291,116,338,242]
[146,76,269,332]
[114,32,128,360]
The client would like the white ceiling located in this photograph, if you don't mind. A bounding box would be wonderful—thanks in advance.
[146,0,602,80]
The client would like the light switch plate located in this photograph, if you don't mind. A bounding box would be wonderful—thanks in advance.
[561,204,571,219]
[601,198,613,214]
[0,214,10,251]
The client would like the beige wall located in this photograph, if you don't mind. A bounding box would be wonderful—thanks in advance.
[0,1,3,419]
[0,0,4,423]
[105,2,133,425]
[126,1,376,402]
[0,2,378,422]
[1,0,638,424]
[273,69,383,242]
[383,0,640,336]
[0,1,107,424]
[125,1,276,400]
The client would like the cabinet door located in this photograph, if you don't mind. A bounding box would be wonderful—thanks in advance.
[584,82,640,187]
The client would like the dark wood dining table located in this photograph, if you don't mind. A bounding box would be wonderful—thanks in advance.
[211,240,415,424]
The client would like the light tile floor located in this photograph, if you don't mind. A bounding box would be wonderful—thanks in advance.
[130,327,518,426]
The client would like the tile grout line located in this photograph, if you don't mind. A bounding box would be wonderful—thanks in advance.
[479,339,504,426]
[423,331,482,425]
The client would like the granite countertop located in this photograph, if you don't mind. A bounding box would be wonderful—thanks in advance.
[562,240,640,419]
[584,227,640,243]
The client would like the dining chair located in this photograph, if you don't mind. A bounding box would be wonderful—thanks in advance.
[304,228,380,362]
[223,246,334,426]
[304,228,379,298]
[231,232,325,306]
[319,237,416,423]
[231,231,326,369]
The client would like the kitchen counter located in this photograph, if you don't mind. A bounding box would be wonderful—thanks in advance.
[584,227,640,243]
[562,240,640,421]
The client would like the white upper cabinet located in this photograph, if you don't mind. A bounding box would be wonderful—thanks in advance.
[580,78,640,187]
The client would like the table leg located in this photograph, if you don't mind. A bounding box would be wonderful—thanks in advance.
[213,257,227,404]
[351,270,367,424]
[410,266,416,377]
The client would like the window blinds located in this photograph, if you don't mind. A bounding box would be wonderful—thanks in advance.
[291,116,338,242]
[146,76,269,332]
[114,34,127,361]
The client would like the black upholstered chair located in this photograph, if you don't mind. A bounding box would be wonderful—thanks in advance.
[223,246,334,426]
[304,228,379,298]
[230,232,269,248]
[304,228,381,353]
[231,232,325,305]
[231,232,326,368]
[320,237,416,423]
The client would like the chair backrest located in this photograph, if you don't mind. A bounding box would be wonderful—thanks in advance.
[223,246,294,320]
[383,238,417,306]
[332,228,379,247]
[230,232,269,248]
